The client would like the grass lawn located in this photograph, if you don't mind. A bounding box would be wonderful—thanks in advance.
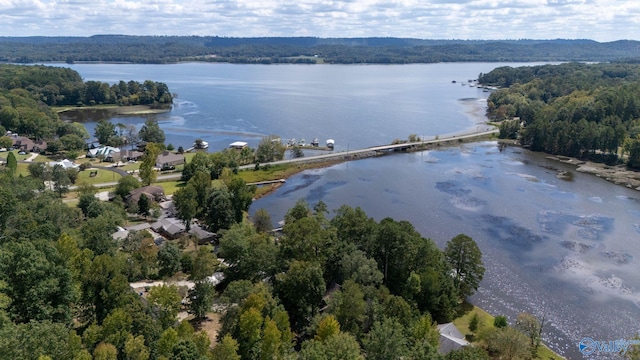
[76,168,122,186]
[156,180,185,195]
[238,160,343,185]
[15,163,31,177]
[453,305,564,359]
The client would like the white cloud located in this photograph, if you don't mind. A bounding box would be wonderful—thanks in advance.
[0,0,637,41]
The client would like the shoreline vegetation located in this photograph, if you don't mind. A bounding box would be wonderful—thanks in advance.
[55,104,172,116]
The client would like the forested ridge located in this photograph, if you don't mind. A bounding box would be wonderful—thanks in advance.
[1,36,640,64]
[0,64,172,142]
[480,62,640,168]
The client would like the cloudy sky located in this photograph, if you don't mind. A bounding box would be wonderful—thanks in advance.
[0,0,638,42]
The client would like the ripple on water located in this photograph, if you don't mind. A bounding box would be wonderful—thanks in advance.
[435,180,471,196]
[435,181,486,211]
[482,214,547,252]
[537,210,614,240]
[561,240,592,253]
[600,251,633,265]
[278,174,322,197]
[307,180,347,203]
[589,196,603,203]
[449,196,486,211]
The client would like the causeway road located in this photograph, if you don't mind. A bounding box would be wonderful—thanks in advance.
[90,129,499,187]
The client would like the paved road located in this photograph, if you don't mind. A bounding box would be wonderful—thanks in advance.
[89,129,499,187]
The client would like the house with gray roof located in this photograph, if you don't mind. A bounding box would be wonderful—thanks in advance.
[156,151,185,169]
[127,185,165,204]
[437,322,470,354]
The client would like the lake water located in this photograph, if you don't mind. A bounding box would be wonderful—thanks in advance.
[57,62,518,151]
[56,62,639,358]
[252,143,640,358]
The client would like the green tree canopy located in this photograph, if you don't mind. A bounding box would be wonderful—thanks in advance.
[444,234,485,301]
[138,119,165,144]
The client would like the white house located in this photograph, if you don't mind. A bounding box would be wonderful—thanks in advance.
[87,146,120,158]
[49,159,79,170]
[229,141,248,150]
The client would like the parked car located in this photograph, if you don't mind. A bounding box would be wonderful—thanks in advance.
[18,151,27,155]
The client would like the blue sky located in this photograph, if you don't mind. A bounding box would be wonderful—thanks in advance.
[0,0,638,41]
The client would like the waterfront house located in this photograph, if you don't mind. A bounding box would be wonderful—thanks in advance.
[9,133,47,153]
[437,323,470,354]
[87,146,120,158]
[229,141,248,150]
[109,149,144,163]
[155,151,185,169]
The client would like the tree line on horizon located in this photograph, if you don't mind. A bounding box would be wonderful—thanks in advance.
[1,36,640,64]
[480,62,640,168]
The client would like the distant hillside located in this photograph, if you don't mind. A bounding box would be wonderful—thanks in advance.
[0,36,639,64]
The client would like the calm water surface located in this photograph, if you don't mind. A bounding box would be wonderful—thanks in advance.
[56,63,639,358]
[251,143,640,359]
[57,62,526,150]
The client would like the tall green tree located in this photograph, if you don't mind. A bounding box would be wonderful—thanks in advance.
[51,164,71,197]
[158,242,181,278]
[6,151,17,176]
[300,333,364,360]
[364,318,408,360]
[123,334,150,360]
[138,142,161,186]
[275,260,325,332]
[148,285,182,329]
[187,170,212,215]
[190,247,219,281]
[137,193,150,217]
[115,175,141,200]
[173,184,198,231]
[253,208,273,233]
[205,188,235,232]
[211,334,240,360]
[226,176,256,223]
[138,119,165,144]
[0,135,12,150]
[255,135,285,163]
[334,280,367,335]
[444,234,485,301]
[94,120,117,146]
[187,280,215,320]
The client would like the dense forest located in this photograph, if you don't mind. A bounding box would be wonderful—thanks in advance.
[479,62,640,168]
[0,64,172,142]
[1,36,640,64]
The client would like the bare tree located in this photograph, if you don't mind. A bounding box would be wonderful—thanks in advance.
[125,124,139,150]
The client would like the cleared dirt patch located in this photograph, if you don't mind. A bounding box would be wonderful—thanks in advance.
[192,312,222,346]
